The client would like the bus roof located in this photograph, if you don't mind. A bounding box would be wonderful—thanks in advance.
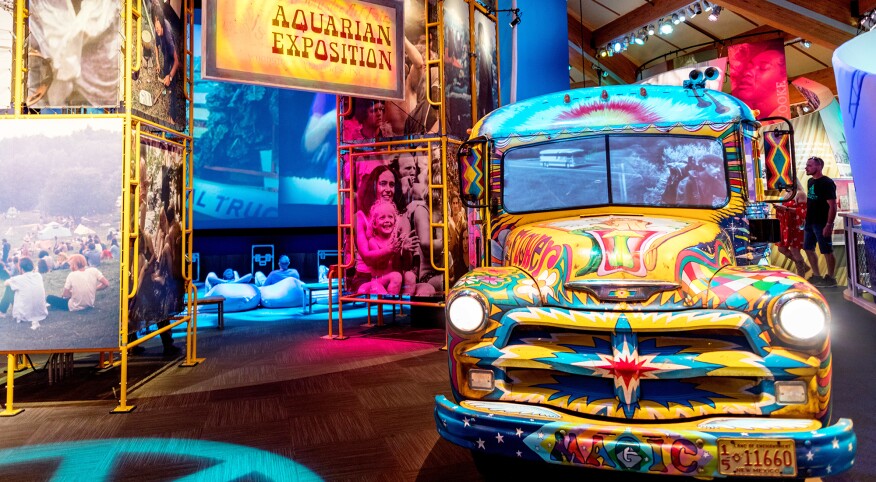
[473,85,757,140]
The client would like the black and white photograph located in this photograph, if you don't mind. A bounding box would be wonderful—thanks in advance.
[341,0,439,142]
[0,118,122,352]
[474,9,498,122]
[443,0,472,140]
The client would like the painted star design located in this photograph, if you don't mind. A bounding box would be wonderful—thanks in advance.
[442,420,447,427]
[576,343,683,406]
[538,432,545,439]
[806,451,814,461]
[476,438,486,449]
[832,438,839,449]
[487,414,494,417]
[516,450,522,457]
[463,417,471,428]
[849,443,854,452]
[496,433,504,443]
[827,465,832,473]
[515,428,524,437]
[741,433,749,437]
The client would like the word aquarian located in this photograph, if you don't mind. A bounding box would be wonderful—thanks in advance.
[271,5,394,71]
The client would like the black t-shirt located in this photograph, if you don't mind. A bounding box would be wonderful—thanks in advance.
[805,176,836,225]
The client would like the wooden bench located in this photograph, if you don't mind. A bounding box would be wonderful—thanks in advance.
[197,295,226,330]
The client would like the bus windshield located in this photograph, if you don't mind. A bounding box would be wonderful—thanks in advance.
[502,135,728,213]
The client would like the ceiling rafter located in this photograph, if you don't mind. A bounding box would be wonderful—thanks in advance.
[592,0,692,47]
[711,0,854,49]
[568,14,638,84]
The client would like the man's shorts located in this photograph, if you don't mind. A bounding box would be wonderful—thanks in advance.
[803,223,833,254]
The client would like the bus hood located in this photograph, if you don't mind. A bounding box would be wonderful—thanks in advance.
[502,215,734,308]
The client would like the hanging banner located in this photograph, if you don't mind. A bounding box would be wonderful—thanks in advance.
[202,0,404,100]
[728,38,790,119]
[26,0,122,108]
[638,57,727,91]
[443,0,471,140]
[791,77,834,113]
[340,0,435,142]
[0,1,12,109]
[473,9,498,122]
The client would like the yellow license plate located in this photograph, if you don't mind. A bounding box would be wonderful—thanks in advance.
[718,438,797,477]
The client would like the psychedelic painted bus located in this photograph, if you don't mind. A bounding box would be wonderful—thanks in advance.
[435,77,856,479]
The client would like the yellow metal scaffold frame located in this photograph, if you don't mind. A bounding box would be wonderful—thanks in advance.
[1,0,197,416]
[328,0,500,339]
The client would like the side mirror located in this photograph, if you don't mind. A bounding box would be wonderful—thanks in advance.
[760,116,796,196]
[458,138,489,208]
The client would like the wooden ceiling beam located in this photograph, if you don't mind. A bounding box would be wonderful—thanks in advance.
[783,0,854,27]
[712,0,854,49]
[862,0,876,13]
[592,0,692,47]
[569,14,638,84]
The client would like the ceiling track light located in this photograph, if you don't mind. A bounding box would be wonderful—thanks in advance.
[647,24,656,35]
[708,5,722,21]
[801,39,811,48]
[659,18,674,34]
[671,13,681,25]
[703,0,713,12]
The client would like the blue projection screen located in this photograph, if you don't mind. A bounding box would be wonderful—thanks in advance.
[193,20,338,229]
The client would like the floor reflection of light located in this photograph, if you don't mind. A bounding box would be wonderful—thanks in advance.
[0,438,324,481]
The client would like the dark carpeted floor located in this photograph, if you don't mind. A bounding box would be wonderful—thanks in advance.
[0,290,872,481]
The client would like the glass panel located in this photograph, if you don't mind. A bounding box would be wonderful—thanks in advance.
[503,137,607,212]
[609,136,728,208]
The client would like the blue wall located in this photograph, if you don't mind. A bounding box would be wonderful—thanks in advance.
[498,0,569,104]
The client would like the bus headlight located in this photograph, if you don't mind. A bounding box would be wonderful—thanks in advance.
[772,294,827,343]
[447,291,487,333]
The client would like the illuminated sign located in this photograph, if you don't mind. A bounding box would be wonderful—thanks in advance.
[202,0,404,100]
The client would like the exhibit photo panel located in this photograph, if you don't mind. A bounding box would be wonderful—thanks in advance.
[473,8,498,122]
[0,0,12,110]
[728,38,790,120]
[443,0,472,140]
[341,0,439,143]
[26,0,122,108]
[132,0,187,131]
[0,118,123,352]
[128,136,185,335]
[347,148,444,297]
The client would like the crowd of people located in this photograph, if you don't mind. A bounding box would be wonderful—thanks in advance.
[1,251,110,331]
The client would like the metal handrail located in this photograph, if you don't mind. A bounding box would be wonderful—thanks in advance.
[841,213,876,316]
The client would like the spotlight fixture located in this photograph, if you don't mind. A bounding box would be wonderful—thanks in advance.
[613,40,622,53]
[634,29,647,45]
[678,10,686,22]
[703,0,713,12]
[708,5,722,21]
[509,9,521,27]
[659,18,674,34]
[672,13,681,25]
[647,24,656,35]
[599,47,608,58]
[691,3,703,17]
[801,39,811,48]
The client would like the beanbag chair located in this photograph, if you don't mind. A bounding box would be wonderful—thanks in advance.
[259,276,305,308]
[201,282,261,312]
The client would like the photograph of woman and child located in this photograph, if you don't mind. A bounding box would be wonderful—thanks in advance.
[351,152,446,297]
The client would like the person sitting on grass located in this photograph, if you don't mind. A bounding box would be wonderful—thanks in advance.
[4,257,48,330]
[46,254,109,311]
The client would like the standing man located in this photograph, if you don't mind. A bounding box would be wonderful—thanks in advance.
[1,238,9,263]
[802,156,837,287]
